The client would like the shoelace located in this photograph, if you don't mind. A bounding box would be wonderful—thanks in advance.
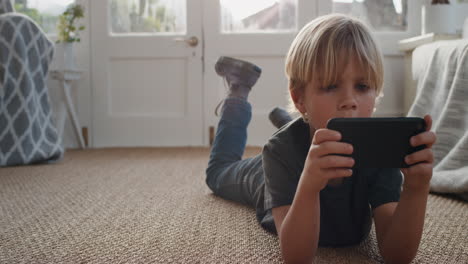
[214,100,224,117]
[214,78,230,117]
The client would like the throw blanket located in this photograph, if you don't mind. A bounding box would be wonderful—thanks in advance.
[408,39,468,201]
[0,10,63,166]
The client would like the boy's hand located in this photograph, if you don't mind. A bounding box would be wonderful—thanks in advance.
[401,115,437,192]
[300,129,354,193]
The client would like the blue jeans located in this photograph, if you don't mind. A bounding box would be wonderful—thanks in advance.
[205,98,266,217]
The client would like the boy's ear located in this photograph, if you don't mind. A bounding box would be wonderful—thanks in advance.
[290,88,306,114]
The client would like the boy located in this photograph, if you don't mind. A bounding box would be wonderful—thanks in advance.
[206,14,436,263]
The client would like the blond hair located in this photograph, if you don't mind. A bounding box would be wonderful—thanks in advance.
[285,14,384,114]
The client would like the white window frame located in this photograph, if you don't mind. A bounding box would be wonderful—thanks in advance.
[317,0,423,56]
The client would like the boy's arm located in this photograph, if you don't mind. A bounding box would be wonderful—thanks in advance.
[373,184,430,264]
[272,185,321,264]
[374,115,436,264]
[272,129,354,264]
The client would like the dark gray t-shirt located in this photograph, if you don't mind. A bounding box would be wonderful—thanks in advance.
[258,117,402,247]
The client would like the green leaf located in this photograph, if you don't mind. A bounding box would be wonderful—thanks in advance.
[56,4,85,43]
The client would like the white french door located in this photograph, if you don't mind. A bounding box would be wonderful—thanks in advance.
[90,0,416,147]
[91,0,315,147]
[91,0,203,147]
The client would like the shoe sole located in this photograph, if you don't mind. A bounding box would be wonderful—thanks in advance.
[269,107,293,128]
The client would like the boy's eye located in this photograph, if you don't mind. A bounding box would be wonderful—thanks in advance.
[322,84,337,91]
[356,83,370,91]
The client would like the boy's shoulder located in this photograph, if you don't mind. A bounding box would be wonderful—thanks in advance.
[263,117,310,158]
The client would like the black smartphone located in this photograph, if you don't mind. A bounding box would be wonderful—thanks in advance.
[326,117,426,168]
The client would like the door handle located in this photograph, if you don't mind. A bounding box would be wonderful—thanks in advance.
[173,36,199,47]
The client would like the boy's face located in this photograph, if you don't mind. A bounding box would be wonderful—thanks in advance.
[294,57,377,130]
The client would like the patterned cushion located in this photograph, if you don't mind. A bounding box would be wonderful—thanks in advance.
[0,13,63,166]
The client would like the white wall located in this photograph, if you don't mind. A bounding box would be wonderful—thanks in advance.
[51,0,410,149]
[374,56,406,117]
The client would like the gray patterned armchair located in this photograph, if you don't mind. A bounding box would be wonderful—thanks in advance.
[0,0,63,166]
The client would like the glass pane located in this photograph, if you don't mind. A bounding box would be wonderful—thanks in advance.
[333,0,407,31]
[110,0,186,34]
[220,0,297,33]
[13,0,75,34]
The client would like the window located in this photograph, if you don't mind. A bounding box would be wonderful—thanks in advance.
[109,0,186,34]
[220,0,298,33]
[318,0,416,55]
[13,0,75,35]
[332,0,408,31]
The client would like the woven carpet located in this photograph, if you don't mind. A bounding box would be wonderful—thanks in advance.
[0,148,467,263]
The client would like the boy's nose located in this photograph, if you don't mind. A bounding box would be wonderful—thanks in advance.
[338,93,357,111]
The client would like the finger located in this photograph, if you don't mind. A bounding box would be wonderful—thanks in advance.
[312,129,341,145]
[410,131,436,148]
[405,148,434,165]
[424,114,432,131]
[314,141,353,157]
[322,168,353,179]
[318,155,354,169]
[402,163,433,178]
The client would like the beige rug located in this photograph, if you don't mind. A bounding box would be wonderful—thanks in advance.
[0,148,467,263]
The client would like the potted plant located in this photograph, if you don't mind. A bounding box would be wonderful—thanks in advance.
[54,4,85,69]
